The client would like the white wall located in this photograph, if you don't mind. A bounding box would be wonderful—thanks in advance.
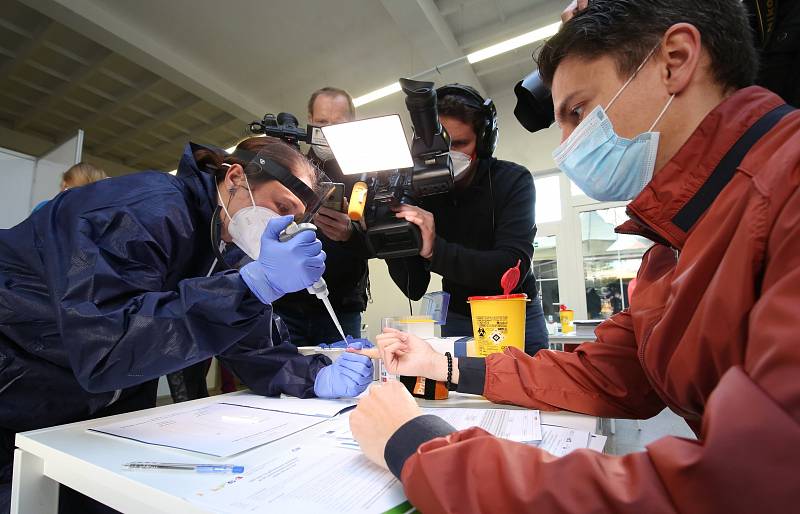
[0,148,37,229]
[29,130,84,208]
[490,87,562,174]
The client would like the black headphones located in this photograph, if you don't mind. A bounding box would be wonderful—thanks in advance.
[436,84,498,159]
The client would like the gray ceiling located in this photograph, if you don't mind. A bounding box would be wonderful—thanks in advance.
[1,0,564,174]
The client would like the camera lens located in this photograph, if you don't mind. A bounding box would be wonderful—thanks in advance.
[276,112,299,129]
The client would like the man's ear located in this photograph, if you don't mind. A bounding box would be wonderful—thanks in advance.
[659,23,703,95]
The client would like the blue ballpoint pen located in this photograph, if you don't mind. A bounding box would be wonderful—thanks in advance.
[123,462,245,473]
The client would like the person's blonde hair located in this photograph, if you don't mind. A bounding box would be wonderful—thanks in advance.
[61,162,107,190]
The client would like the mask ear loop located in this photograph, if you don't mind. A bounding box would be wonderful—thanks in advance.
[607,42,662,113]
[217,162,235,220]
[241,170,257,209]
[648,93,676,132]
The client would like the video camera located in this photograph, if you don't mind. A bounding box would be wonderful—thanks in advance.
[513,69,555,133]
[246,78,454,260]
[248,112,327,149]
[351,78,453,259]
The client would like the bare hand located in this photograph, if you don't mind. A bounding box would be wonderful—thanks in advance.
[375,328,450,381]
[393,205,435,259]
[561,0,588,22]
[349,381,423,470]
[347,347,380,360]
[314,201,353,242]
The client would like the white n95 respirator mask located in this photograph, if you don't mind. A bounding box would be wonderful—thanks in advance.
[450,151,472,180]
[218,172,280,260]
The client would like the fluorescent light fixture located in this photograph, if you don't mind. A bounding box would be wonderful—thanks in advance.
[321,114,413,175]
[467,22,561,64]
[352,22,561,107]
[353,82,402,107]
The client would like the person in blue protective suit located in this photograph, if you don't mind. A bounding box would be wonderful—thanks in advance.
[0,135,372,512]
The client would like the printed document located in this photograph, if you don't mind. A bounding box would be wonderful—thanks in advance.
[422,407,543,442]
[190,443,407,514]
[221,392,358,417]
[536,425,592,457]
[322,408,542,449]
[90,403,326,457]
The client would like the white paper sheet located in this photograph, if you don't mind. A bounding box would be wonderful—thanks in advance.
[189,443,408,514]
[589,433,607,452]
[90,403,326,457]
[536,425,592,457]
[322,408,543,452]
[422,408,543,442]
[221,393,358,418]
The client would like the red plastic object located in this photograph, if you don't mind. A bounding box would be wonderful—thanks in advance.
[500,259,521,296]
[468,293,528,301]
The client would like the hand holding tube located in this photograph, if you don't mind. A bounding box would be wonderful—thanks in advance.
[240,215,326,304]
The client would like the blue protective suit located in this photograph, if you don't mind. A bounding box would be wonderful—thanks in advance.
[0,144,330,496]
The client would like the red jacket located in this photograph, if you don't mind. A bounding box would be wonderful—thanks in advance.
[394,88,800,513]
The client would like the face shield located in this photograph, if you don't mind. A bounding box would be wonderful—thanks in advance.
[234,148,335,223]
[207,146,335,270]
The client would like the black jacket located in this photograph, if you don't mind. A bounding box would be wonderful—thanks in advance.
[386,158,537,317]
[746,0,800,106]
[272,149,371,315]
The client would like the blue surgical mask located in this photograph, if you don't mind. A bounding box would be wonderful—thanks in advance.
[553,46,675,202]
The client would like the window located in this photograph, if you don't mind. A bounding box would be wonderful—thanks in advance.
[533,235,559,319]
[580,207,651,320]
[534,175,561,223]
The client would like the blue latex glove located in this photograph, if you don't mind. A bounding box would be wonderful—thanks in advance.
[314,344,373,398]
[318,336,375,349]
[240,215,326,304]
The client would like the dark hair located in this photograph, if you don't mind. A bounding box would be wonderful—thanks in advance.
[193,136,313,186]
[437,94,485,138]
[307,87,356,120]
[537,0,757,91]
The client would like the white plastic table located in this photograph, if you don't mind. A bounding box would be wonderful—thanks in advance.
[11,390,598,513]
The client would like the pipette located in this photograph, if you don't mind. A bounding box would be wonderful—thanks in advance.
[279,222,347,343]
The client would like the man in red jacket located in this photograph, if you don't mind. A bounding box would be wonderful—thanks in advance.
[349,1,800,513]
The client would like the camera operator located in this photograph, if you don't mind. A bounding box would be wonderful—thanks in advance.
[271,87,372,345]
[386,85,549,355]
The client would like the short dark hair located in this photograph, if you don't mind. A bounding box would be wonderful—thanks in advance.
[537,0,757,91]
[307,87,356,120]
[437,93,485,137]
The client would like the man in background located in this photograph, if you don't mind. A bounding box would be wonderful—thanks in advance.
[272,87,372,346]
